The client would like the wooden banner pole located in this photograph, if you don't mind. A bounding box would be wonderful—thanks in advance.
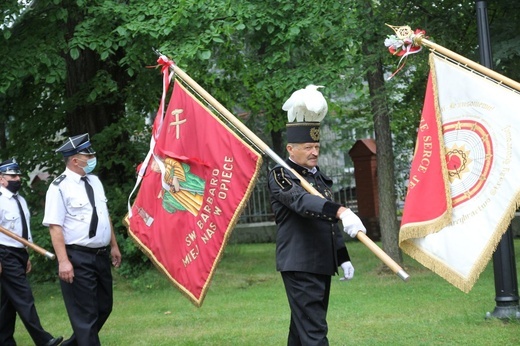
[163,57,409,281]
[415,35,520,92]
[0,225,56,260]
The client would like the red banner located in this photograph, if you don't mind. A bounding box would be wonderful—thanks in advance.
[399,72,451,236]
[126,80,262,306]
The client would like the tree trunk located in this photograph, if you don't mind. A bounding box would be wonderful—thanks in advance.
[61,3,131,184]
[63,4,126,137]
[0,98,6,150]
[270,129,285,159]
[361,1,403,265]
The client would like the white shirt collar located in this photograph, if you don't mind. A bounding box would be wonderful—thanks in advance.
[288,158,318,174]
[65,167,85,184]
[0,185,15,198]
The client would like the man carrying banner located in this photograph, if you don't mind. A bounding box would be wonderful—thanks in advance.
[43,134,121,346]
[0,158,63,346]
[268,87,367,345]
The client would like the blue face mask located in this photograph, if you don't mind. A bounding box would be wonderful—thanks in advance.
[80,158,97,174]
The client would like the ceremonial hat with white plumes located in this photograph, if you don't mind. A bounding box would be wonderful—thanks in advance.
[282,84,327,143]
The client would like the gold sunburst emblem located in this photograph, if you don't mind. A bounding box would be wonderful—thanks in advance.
[309,127,320,141]
[385,24,413,40]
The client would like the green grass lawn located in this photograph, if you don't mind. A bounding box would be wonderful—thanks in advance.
[13,240,520,345]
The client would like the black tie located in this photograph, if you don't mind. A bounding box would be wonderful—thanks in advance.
[81,176,98,238]
[13,195,28,240]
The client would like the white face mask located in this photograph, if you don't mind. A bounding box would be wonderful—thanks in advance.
[79,157,97,174]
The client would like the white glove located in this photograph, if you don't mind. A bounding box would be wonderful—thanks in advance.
[340,209,367,238]
[340,261,354,281]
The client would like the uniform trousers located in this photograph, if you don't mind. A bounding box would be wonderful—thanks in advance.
[60,246,113,346]
[0,246,54,346]
[281,271,332,346]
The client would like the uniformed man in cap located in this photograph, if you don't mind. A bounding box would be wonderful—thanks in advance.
[42,134,121,346]
[268,93,367,345]
[0,158,63,346]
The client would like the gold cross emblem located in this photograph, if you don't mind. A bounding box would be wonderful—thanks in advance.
[168,109,187,139]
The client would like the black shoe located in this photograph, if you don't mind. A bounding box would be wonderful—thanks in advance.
[44,336,64,346]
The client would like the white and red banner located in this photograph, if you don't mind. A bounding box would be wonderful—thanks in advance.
[400,53,520,293]
[126,76,262,306]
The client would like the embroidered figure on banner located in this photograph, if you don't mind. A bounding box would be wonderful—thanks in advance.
[150,157,205,216]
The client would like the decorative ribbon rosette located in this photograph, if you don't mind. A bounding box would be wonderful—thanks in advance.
[384,24,426,79]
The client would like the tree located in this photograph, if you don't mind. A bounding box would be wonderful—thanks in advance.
[0,0,369,278]
[194,0,366,157]
[359,0,402,264]
[2,0,520,280]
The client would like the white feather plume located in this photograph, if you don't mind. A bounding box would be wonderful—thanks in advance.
[282,84,328,122]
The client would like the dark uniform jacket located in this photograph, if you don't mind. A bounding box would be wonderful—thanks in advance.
[268,159,350,276]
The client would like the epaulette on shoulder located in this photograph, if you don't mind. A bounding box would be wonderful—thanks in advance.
[272,167,293,191]
[52,174,67,186]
